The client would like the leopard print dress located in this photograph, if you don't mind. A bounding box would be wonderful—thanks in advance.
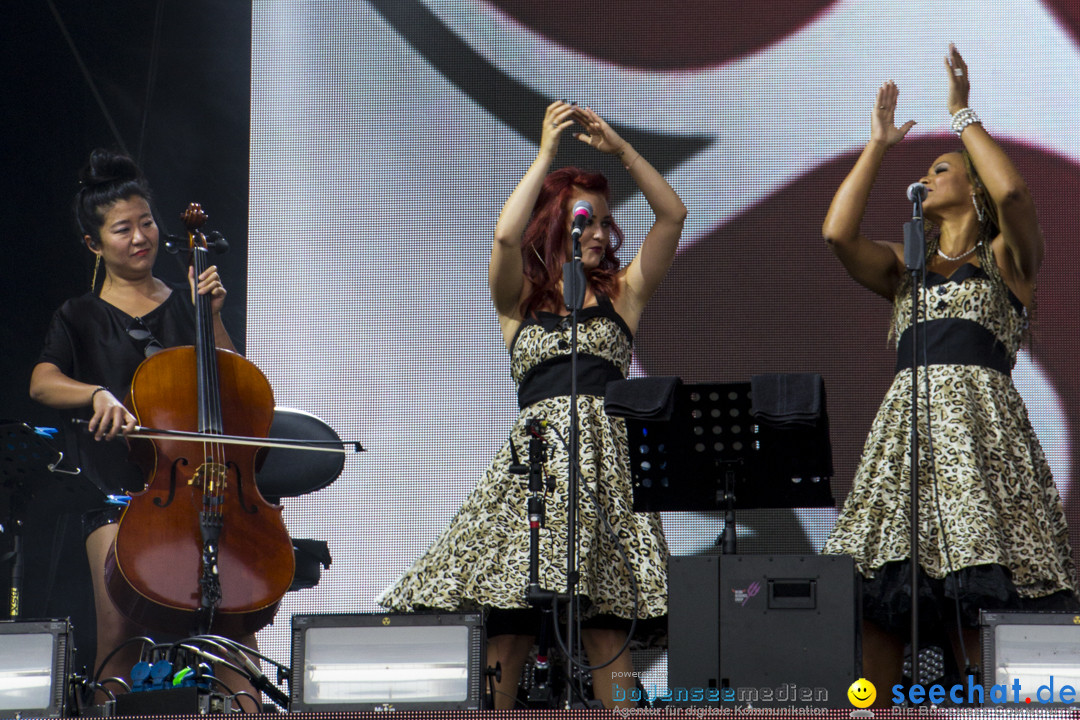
[823,264,1078,621]
[378,298,668,620]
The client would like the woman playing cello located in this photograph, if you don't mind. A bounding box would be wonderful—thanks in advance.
[29,149,265,710]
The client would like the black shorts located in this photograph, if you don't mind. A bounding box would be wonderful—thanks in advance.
[81,504,123,541]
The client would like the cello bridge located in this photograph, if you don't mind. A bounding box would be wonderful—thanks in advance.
[191,462,229,497]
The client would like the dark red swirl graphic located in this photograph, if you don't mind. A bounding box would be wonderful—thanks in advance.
[378,0,1080,559]
[635,137,1080,552]
[1045,0,1080,43]
[486,0,838,68]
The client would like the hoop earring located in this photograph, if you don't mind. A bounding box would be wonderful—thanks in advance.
[91,254,101,292]
[972,193,986,224]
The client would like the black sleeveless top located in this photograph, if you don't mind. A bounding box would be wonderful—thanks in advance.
[37,284,197,497]
[893,264,1024,377]
[511,296,633,410]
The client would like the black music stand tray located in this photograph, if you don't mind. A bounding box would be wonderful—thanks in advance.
[614,379,834,523]
[1,421,98,619]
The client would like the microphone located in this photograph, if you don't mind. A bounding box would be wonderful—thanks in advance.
[570,200,593,242]
[907,182,927,202]
[904,182,927,269]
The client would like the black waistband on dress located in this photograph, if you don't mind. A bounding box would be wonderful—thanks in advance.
[517,354,625,410]
[894,317,1013,376]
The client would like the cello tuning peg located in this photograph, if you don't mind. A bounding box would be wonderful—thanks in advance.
[206,231,229,254]
[163,233,185,254]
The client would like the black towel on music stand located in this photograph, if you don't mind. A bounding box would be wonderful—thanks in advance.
[750,373,824,428]
[604,376,681,421]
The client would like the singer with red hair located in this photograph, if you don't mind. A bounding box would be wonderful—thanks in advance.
[821,45,1079,703]
[380,101,686,709]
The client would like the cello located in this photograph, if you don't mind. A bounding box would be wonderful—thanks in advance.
[103,203,294,637]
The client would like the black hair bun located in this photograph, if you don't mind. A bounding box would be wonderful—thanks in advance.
[80,149,142,188]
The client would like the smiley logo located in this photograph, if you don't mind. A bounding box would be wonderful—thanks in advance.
[847,678,876,708]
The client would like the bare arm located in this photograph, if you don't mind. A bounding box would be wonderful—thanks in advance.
[29,362,135,441]
[213,314,235,352]
[823,81,914,299]
[573,108,687,326]
[946,44,1043,282]
[490,101,579,323]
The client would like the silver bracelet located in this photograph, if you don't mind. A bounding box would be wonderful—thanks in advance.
[950,107,981,137]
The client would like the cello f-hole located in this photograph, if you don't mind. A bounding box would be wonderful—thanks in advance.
[227,461,258,514]
[154,457,189,508]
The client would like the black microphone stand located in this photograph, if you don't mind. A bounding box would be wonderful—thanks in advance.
[520,419,556,704]
[560,228,587,709]
[902,188,926,687]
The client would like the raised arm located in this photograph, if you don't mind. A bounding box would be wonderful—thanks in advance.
[823,81,915,299]
[946,44,1043,282]
[573,107,687,324]
[490,101,579,322]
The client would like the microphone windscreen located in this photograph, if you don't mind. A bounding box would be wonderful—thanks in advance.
[907,182,927,202]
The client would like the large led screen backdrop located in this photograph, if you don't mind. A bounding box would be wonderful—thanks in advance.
[248,0,1080,692]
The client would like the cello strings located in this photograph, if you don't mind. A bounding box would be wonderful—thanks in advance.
[194,241,224,520]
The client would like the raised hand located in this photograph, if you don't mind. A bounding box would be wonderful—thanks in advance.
[539,100,579,158]
[190,264,227,315]
[945,43,971,115]
[871,80,916,148]
[572,106,630,157]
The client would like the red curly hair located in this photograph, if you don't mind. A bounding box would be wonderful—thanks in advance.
[519,167,625,319]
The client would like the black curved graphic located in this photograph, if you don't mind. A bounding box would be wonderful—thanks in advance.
[367,0,712,204]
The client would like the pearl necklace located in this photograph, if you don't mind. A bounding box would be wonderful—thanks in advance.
[937,241,982,262]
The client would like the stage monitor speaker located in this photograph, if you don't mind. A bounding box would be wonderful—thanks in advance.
[668,555,721,692]
[290,612,485,712]
[0,618,71,719]
[669,554,858,709]
[981,610,1080,706]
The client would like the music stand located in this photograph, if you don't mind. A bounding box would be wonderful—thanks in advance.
[0,422,99,619]
[621,381,834,551]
